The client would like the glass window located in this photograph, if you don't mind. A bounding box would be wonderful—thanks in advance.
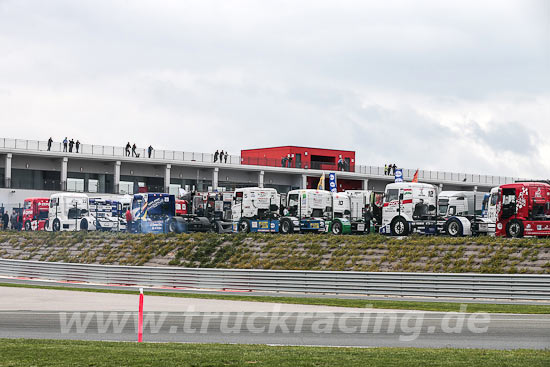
[449,206,456,216]
[385,189,399,202]
[438,204,448,216]
[490,193,499,206]
[24,201,32,209]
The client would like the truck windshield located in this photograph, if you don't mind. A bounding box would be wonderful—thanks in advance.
[438,204,448,216]
[68,208,88,219]
[24,201,32,209]
[38,211,49,220]
[385,189,399,202]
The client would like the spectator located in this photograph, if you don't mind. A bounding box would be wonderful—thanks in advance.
[63,137,68,152]
[220,150,224,163]
[125,209,133,232]
[384,164,388,175]
[132,143,137,157]
[392,164,397,175]
[148,145,153,158]
[288,155,293,168]
[69,139,74,153]
[75,140,80,153]
[10,210,17,230]
[224,151,228,163]
[47,137,53,151]
[281,156,287,167]
[214,150,219,163]
[338,156,345,171]
[125,142,131,157]
[2,211,8,231]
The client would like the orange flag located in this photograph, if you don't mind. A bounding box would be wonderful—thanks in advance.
[412,169,419,183]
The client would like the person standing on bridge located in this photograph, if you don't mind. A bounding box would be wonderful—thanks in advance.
[224,151,228,163]
[131,143,137,157]
[63,137,68,152]
[68,139,74,153]
[2,211,8,231]
[219,150,224,163]
[75,140,80,153]
[47,137,53,151]
[125,142,131,156]
[214,150,219,163]
[148,145,153,158]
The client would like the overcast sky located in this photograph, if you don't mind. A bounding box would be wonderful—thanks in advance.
[1,0,548,178]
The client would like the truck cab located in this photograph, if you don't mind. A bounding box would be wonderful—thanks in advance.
[45,193,95,232]
[232,187,280,233]
[22,197,50,231]
[495,182,550,237]
[190,192,232,233]
[131,193,186,234]
[280,189,331,234]
[380,182,437,236]
[327,190,372,235]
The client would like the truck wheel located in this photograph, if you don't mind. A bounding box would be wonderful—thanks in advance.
[280,219,293,234]
[52,218,61,232]
[390,217,409,236]
[506,219,524,238]
[211,221,221,233]
[331,220,343,235]
[24,221,31,231]
[168,219,177,233]
[80,218,88,231]
[239,219,251,233]
[446,219,463,237]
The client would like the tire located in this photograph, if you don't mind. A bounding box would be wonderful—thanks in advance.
[390,217,409,236]
[446,219,463,237]
[331,220,343,235]
[80,218,88,231]
[280,219,293,234]
[211,221,221,234]
[168,219,177,233]
[24,221,31,231]
[52,218,61,232]
[506,219,524,238]
[239,219,251,233]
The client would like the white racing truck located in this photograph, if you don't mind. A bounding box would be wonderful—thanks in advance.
[88,198,126,232]
[232,187,280,233]
[440,188,498,236]
[327,190,373,235]
[45,193,96,232]
[379,182,438,236]
[280,189,331,234]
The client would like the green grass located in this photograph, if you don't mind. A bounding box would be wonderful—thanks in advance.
[2,282,549,314]
[0,339,548,367]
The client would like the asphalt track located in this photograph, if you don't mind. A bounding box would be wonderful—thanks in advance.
[1,285,549,349]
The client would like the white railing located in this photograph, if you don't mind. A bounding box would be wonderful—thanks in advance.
[0,138,527,185]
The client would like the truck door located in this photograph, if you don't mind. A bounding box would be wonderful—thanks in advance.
[501,188,516,219]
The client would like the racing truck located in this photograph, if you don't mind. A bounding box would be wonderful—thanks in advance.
[379,182,438,236]
[327,191,373,235]
[131,193,186,234]
[439,189,497,237]
[280,189,331,234]
[232,187,280,233]
[88,198,126,232]
[22,197,50,231]
[494,182,550,238]
[190,192,233,233]
[45,193,96,232]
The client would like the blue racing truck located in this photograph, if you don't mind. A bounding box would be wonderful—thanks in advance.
[131,193,186,234]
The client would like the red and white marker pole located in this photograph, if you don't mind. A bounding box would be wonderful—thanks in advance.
[138,287,144,343]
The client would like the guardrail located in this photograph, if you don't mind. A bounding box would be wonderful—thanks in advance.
[0,137,526,185]
[1,259,548,300]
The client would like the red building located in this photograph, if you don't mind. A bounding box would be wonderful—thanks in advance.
[241,146,362,191]
[241,146,355,171]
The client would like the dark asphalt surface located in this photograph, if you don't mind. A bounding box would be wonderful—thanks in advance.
[1,311,549,349]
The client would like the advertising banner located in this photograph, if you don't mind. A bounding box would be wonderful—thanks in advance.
[329,172,337,192]
[394,168,403,183]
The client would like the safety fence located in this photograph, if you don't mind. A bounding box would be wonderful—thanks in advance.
[0,259,548,300]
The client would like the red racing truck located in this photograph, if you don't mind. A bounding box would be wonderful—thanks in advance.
[23,197,50,231]
[495,182,550,237]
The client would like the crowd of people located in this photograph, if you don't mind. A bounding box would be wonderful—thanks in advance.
[46,137,81,153]
[125,143,155,158]
[384,163,398,175]
[0,209,22,231]
[214,150,229,163]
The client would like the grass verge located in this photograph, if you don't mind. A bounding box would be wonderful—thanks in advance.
[0,339,549,367]
[2,281,549,314]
